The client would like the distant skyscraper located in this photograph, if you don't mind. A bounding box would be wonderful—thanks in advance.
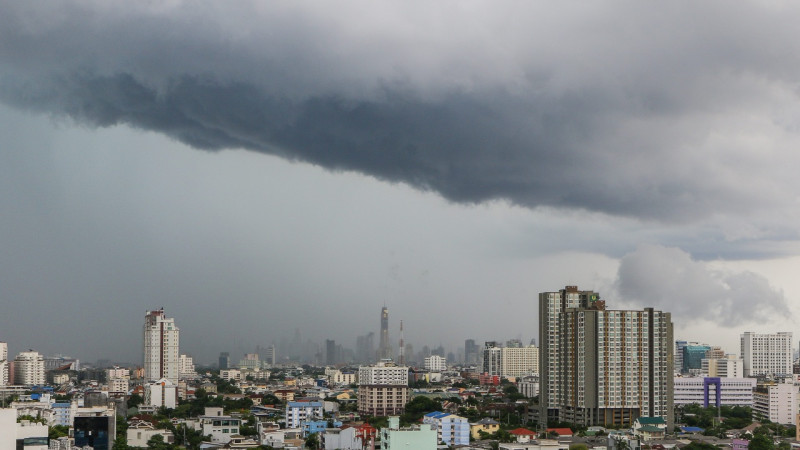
[326,339,337,365]
[464,339,479,365]
[143,309,180,384]
[378,306,392,359]
[219,352,230,370]
[539,286,673,428]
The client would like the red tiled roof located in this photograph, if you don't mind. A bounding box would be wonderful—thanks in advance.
[547,428,573,436]
[511,428,536,436]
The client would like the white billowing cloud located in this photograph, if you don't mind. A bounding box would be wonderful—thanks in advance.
[615,244,790,325]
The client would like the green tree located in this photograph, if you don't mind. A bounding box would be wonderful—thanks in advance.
[683,442,719,450]
[147,434,176,450]
[304,432,320,450]
[49,425,70,439]
[749,434,776,450]
[127,394,144,409]
[570,444,589,450]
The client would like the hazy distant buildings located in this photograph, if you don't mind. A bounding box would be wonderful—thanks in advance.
[13,351,45,387]
[741,332,792,378]
[464,339,479,366]
[143,309,180,384]
[539,286,673,428]
[326,339,337,365]
[357,332,375,363]
[378,307,392,360]
[218,352,230,370]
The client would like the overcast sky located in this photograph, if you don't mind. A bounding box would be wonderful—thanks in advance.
[2,1,800,364]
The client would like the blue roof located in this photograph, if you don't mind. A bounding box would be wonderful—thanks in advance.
[424,411,449,419]
[680,427,704,433]
[52,403,71,407]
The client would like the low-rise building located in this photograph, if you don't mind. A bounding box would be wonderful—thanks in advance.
[380,416,436,450]
[200,407,242,443]
[422,411,470,446]
[753,379,799,425]
[285,401,324,429]
[471,418,500,439]
[673,377,756,408]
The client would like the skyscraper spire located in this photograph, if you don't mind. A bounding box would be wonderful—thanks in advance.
[379,306,391,360]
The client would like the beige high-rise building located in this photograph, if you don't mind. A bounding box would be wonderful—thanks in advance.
[143,309,180,384]
[14,351,45,386]
[539,286,673,428]
[357,361,409,416]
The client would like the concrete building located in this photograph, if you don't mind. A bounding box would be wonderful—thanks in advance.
[325,368,356,386]
[673,377,756,407]
[358,361,410,416]
[74,407,116,450]
[424,355,447,372]
[682,345,711,375]
[741,332,792,378]
[752,379,799,425]
[285,401,323,428]
[179,354,197,379]
[702,354,744,378]
[201,407,242,443]
[465,339,479,366]
[422,411,470,446]
[143,309,180,384]
[13,351,44,387]
[0,408,48,450]
[323,423,377,450]
[0,343,8,387]
[146,378,178,409]
[380,416,436,450]
[501,345,539,379]
[539,286,674,428]
[483,342,502,377]
[518,375,540,398]
[107,366,130,395]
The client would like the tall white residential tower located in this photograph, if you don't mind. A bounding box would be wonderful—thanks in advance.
[143,309,180,384]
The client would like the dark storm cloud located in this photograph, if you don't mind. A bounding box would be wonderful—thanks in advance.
[615,245,790,326]
[2,1,800,224]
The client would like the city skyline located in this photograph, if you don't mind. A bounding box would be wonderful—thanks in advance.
[2,2,800,363]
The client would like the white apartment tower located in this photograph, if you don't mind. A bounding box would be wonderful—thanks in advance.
[740,332,792,378]
[540,286,674,428]
[143,309,180,384]
[0,342,8,386]
[0,342,9,386]
[14,351,45,386]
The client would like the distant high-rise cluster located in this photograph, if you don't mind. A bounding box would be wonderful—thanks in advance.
[539,286,673,428]
[143,309,180,384]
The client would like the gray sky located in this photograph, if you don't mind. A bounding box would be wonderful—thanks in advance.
[1,1,799,364]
